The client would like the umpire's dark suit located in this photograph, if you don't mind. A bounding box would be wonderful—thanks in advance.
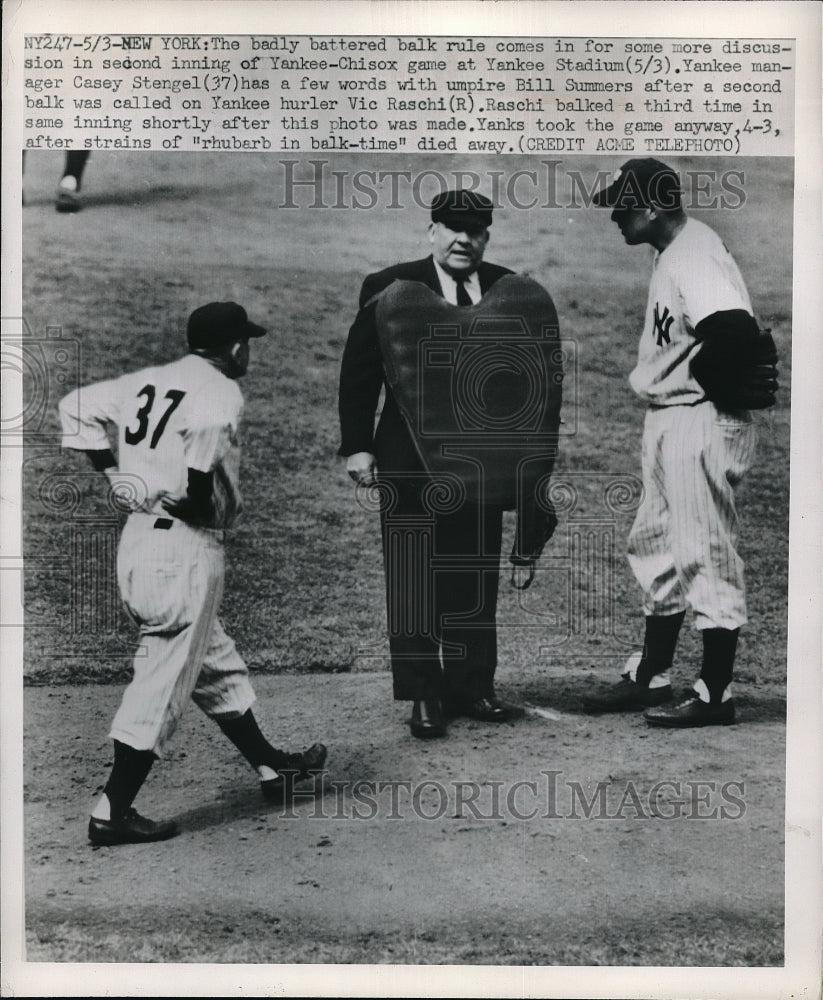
[338,254,514,707]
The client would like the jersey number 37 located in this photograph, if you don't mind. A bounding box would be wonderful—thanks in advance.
[124,384,186,449]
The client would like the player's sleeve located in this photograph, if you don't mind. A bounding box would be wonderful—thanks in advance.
[678,248,753,329]
[180,389,242,472]
[58,377,123,451]
[689,309,779,410]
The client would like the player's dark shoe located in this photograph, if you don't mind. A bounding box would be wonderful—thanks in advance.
[644,695,736,728]
[55,187,81,213]
[444,695,526,723]
[88,807,179,846]
[260,743,328,801]
[583,676,673,713]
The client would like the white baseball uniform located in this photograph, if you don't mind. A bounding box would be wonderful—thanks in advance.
[59,353,256,755]
[626,217,758,629]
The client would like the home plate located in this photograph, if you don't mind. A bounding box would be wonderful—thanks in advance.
[523,704,574,721]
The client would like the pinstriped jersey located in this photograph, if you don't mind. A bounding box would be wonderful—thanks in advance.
[59,353,243,528]
[629,218,753,405]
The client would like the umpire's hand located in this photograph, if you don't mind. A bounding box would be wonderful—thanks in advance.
[346,452,377,485]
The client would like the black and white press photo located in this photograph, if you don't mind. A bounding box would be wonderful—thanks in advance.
[17,147,793,959]
[2,3,821,999]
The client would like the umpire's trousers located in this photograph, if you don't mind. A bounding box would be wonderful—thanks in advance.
[379,472,504,703]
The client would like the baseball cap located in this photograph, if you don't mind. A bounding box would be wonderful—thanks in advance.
[430,189,494,229]
[593,158,682,211]
[186,301,267,352]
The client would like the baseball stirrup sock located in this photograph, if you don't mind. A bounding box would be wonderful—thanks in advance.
[103,740,156,816]
[699,628,739,702]
[62,150,89,186]
[215,709,285,770]
[636,611,686,685]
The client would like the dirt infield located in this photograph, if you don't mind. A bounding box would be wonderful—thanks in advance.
[16,151,791,972]
[24,672,785,965]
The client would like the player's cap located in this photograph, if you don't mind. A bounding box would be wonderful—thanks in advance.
[593,158,682,211]
[430,189,494,229]
[186,302,267,352]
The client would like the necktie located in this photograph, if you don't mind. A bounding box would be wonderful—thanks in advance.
[454,276,473,307]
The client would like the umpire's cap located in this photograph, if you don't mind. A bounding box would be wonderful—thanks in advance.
[187,302,267,351]
[430,189,494,229]
[593,158,682,211]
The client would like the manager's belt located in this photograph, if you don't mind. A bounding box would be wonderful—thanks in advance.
[148,514,226,542]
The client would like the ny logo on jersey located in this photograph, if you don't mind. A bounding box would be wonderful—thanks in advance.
[653,304,674,346]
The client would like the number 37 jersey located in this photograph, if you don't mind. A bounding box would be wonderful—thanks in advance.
[59,353,244,529]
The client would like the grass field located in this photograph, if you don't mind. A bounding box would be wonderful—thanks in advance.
[18,151,792,969]
[21,152,792,686]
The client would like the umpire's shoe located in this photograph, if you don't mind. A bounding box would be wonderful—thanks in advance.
[645,683,735,728]
[88,807,179,846]
[260,743,328,802]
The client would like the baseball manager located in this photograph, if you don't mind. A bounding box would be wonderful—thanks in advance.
[59,302,327,845]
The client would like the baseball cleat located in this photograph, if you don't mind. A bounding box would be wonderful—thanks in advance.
[644,695,736,728]
[583,675,673,713]
[55,187,82,213]
[260,743,328,802]
[88,807,179,846]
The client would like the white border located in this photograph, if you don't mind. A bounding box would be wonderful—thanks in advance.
[2,2,821,997]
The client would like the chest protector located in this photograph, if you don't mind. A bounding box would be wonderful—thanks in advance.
[376,274,563,572]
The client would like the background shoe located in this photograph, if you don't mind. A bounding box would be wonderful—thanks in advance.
[645,695,735,728]
[55,187,82,213]
[449,696,525,723]
[409,699,446,739]
[583,676,672,713]
[88,807,179,846]
[260,743,328,801]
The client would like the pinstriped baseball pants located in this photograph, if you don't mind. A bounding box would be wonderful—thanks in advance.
[627,402,758,630]
[110,513,256,755]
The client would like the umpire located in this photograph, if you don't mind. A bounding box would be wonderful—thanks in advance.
[338,190,528,739]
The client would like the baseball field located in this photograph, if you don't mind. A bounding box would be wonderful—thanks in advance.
[17,151,791,975]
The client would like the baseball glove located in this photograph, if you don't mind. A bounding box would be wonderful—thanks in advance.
[690,309,779,411]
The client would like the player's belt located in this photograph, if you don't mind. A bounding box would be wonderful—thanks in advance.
[145,514,226,543]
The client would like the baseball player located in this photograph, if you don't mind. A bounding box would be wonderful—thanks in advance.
[58,302,327,845]
[55,151,91,213]
[22,150,90,212]
[585,158,777,727]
